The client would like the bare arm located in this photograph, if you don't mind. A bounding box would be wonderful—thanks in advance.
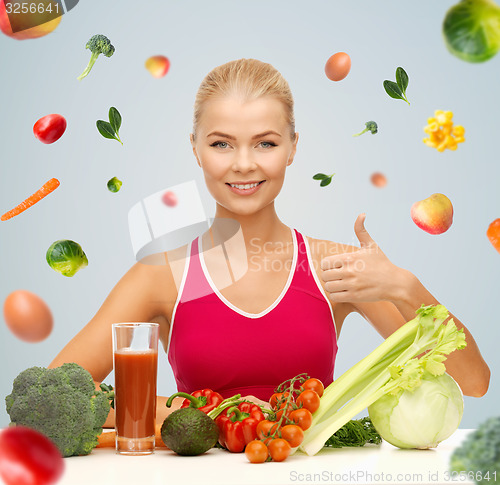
[49,255,180,426]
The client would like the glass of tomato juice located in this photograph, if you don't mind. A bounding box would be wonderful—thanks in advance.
[112,322,159,455]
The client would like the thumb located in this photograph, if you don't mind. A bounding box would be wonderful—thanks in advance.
[354,213,376,248]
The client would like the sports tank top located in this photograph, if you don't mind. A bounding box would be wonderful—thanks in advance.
[167,229,338,401]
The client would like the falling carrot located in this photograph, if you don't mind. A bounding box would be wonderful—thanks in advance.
[1,178,60,221]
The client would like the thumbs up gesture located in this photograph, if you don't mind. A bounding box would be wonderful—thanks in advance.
[320,214,405,303]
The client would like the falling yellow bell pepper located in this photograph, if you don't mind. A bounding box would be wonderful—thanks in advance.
[423,110,465,152]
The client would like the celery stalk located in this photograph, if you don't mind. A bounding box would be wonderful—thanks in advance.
[300,304,466,456]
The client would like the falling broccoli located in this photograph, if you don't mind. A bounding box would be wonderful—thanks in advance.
[77,34,115,81]
[5,363,114,457]
[353,121,378,137]
[450,416,500,484]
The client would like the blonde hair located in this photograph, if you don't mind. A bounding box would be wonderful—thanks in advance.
[192,58,295,140]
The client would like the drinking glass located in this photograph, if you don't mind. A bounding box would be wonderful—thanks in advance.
[112,322,159,455]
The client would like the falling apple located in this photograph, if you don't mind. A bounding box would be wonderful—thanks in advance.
[411,193,453,235]
[0,0,62,40]
[145,55,170,78]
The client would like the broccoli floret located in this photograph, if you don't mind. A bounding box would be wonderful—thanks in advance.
[77,34,115,81]
[5,363,113,457]
[450,416,500,484]
[353,120,378,137]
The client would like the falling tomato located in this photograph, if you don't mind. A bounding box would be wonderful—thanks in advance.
[33,114,67,144]
[0,426,64,485]
[324,52,351,81]
[162,190,178,207]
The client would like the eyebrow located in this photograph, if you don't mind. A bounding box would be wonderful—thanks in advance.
[206,130,282,140]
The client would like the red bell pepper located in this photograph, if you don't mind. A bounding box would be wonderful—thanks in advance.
[167,389,224,414]
[216,402,265,453]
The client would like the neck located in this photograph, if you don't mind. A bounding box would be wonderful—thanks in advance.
[211,202,290,248]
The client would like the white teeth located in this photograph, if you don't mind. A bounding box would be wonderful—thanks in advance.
[230,182,260,189]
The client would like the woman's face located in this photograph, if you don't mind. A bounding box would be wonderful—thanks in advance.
[191,95,298,217]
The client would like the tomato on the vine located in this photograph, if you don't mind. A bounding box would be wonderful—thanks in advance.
[268,438,291,462]
[270,391,290,409]
[256,420,279,440]
[288,407,313,431]
[245,440,268,463]
[280,424,304,448]
[302,378,324,397]
[296,389,321,413]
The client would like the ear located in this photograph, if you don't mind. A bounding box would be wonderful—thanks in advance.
[286,132,299,166]
[190,133,202,168]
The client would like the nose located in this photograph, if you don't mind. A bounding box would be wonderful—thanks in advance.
[231,148,257,174]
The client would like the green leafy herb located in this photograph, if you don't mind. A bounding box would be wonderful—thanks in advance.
[353,121,378,137]
[97,107,123,145]
[107,177,122,193]
[383,67,410,105]
[324,417,381,448]
[313,172,335,187]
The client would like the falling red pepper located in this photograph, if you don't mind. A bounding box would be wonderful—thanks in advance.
[216,402,265,453]
[168,389,224,414]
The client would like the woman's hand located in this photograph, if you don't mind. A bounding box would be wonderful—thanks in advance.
[321,214,411,303]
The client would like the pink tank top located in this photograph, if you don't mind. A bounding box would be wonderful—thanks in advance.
[167,229,338,401]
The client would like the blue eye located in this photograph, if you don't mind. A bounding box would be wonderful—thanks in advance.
[210,141,229,149]
[260,141,277,148]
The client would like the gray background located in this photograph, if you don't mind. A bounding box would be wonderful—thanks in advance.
[0,0,498,429]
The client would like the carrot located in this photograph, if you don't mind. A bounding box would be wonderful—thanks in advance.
[96,430,116,448]
[95,425,168,449]
[1,178,60,221]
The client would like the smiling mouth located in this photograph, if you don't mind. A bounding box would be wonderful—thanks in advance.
[226,181,265,190]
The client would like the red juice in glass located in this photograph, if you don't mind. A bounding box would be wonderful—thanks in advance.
[112,323,159,455]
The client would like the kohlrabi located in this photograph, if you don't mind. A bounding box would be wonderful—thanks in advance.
[300,304,466,456]
[368,372,463,449]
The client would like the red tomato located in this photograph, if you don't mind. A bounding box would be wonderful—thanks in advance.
[256,420,280,440]
[0,426,64,485]
[280,424,304,448]
[296,389,321,413]
[268,438,291,462]
[244,440,268,463]
[302,378,324,397]
[33,114,67,144]
[288,407,313,431]
[161,190,178,207]
[270,391,290,409]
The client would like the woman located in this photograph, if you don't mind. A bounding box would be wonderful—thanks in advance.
[49,58,490,427]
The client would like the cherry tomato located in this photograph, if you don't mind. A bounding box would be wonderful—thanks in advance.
[33,114,67,144]
[0,426,64,485]
[244,440,268,463]
[269,391,290,409]
[161,190,178,207]
[289,408,313,431]
[302,378,324,397]
[296,389,321,413]
[268,438,291,462]
[256,420,280,440]
[280,424,304,448]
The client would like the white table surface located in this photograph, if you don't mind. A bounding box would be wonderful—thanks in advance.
[1,430,478,485]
